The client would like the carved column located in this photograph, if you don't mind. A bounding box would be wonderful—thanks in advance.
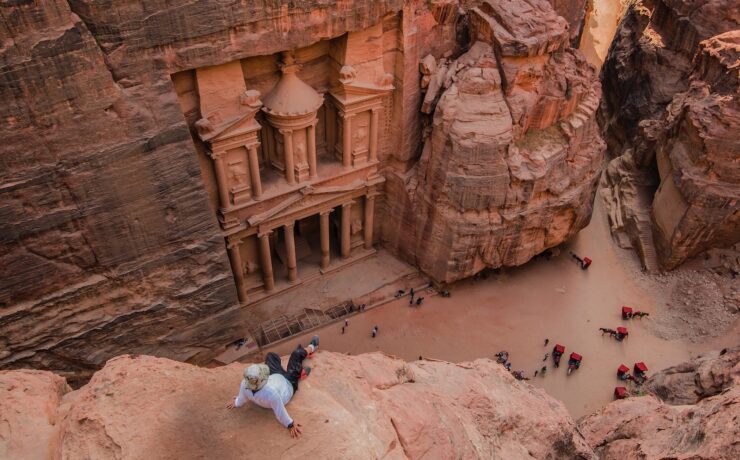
[247,144,263,199]
[284,222,298,282]
[369,107,381,162]
[211,151,231,209]
[341,202,352,259]
[320,210,331,270]
[341,113,354,168]
[258,231,275,291]
[364,194,376,250]
[307,121,318,179]
[281,129,296,185]
[227,238,248,303]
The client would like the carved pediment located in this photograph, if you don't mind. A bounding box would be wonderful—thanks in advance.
[197,109,262,143]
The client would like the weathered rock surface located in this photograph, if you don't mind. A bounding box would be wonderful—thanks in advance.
[598,0,740,271]
[0,0,406,375]
[579,346,740,459]
[1,0,604,374]
[385,0,604,282]
[0,352,595,459]
[646,346,740,405]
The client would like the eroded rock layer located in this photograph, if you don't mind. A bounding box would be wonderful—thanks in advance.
[1,0,603,373]
[0,352,595,459]
[384,0,604,282]
[598,0,740,271]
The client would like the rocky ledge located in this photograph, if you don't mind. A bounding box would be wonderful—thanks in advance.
[3,348,739,459]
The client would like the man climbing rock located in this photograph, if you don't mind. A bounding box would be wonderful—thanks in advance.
[226,335,319,438]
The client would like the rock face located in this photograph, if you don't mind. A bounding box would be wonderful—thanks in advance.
[646,346,740,405]
[0,352,595,459]
[1,0,603,374]
[579,347,740,459]
[598,0,740,271]
[384,0,604,282]
[0,0,406,374]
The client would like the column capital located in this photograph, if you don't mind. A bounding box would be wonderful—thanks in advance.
[226,236,243,249]
[284,221,295,229]
[342,200,355,209]
[278,128,293,136]
[371,106,383,113]
[339,111,356,120]
[366,191,381,199]
[246,141,261,150]
[320,209,334,216]
[257,229,273,239]
[210,150,225,160]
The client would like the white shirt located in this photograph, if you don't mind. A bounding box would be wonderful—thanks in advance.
[234,373,294,428]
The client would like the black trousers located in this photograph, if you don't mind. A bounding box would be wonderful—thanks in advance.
[265,345,307,391]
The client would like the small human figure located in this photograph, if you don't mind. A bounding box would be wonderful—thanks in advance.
[419,356,423,360]
[544,338,549,346]
[395,289,405,298]
[341,326,345,334]
[371,326,378,338]
[344,319,349,327]
[415,297,424,306]
[505,362,512,371]
[534,370,539,377]
[543,353,549,361]
[541,365,547,376]
[409,288,415,305]
[226,336,319,438]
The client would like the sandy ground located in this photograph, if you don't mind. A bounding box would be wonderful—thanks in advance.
[580,0,623,69]
[266,198,738,419]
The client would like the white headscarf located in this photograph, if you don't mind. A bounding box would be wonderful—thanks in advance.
[243,363,270,392]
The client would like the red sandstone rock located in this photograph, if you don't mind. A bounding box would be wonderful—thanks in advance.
[0,352,595,459]
[386,1,604,283]
[598,0,740,271]
[579,347,740,459]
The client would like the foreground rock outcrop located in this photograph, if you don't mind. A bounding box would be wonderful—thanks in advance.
[1,352,595,459]
[580,346,740,459]
[598,0,740,271]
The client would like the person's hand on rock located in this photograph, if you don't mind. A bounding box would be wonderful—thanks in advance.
[289,422,302,438]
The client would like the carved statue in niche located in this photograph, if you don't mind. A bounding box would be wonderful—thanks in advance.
[353,125,368,153]
[227,160,248,187]
[242,259,257,276]
[351,218,363,235]
[295,140,306,163]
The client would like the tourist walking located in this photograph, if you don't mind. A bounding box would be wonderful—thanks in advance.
[544,338,549,346]
[409,288,415,305]
[371,326,378,338]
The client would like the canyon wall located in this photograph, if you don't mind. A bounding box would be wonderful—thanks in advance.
[383,0,604,282]
[1,0,603,373]
[0,0,406,375]
[598,0,740,270]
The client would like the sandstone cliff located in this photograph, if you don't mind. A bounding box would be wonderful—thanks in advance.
[385,0,604,282]
[1,0,605,375]
[598,0,740,271]
[0,352,595,459]
[0,0,406,375]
